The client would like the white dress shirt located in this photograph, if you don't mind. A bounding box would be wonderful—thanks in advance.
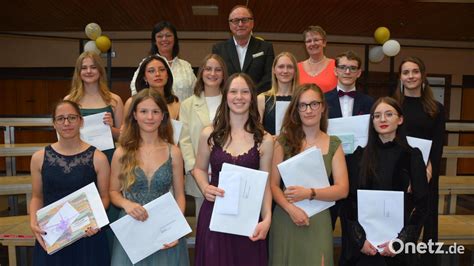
[233,36,251,70]
[337,86,356,117]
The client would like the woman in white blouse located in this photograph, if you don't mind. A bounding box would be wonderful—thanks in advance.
[130,21,196,102]
[179,54,227,216]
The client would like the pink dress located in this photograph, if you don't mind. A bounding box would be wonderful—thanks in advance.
[298,58,337,93]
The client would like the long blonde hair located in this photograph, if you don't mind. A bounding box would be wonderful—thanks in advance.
[118,89,174,190]
[263,52,299,108]
[68,51,114,106]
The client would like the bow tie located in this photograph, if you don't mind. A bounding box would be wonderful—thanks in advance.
[337,90,356,98]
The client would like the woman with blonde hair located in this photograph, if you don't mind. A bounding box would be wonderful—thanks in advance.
[297,26,337,93]
[179,54,227,217]
[257,52,299,135]
[110,89,189,265]
[65,51,124,162]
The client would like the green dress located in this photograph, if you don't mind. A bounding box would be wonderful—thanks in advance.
[269,136,341,266]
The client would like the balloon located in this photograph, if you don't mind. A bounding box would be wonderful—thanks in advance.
[85,23,102,40]
[84,40,101,55]
[374,27,390,44]
[382,40,401,57]
[95,35,111,52]
[368,46,385,63]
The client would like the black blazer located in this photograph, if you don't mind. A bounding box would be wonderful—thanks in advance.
[212,36,274,94]
[325,88,374,119]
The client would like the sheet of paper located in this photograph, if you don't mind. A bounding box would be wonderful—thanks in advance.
[171,119,183,144]
[407,136,432,165]
[214,171,241,215]
[275,101,291,135]
[328,114,370,154]
[80,112,114,151]
[36,182,109,229]
[42,202,80,246]
[357,190,404,251]
[209,163,268,237]
[277,146,334,217]
[335,134,355,154]
[110,192,191,264]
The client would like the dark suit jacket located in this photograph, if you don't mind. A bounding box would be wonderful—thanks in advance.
[212,36,274,94]
[325,88,374,119]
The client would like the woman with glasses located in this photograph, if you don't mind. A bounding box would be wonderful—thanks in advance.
[393,57,445,265]
[269,83,348,266]
[179,54,227,218]
[30,100,111,266]
[65,51,124,163]
[297,26,337,93]
[193,73,273,266]
[110,89,189,265]
[340,97,429,266]
[257,52,299,135]
[124,54,180,120]
[130,21,196,102]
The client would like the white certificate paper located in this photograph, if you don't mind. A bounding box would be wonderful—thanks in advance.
[42,202,80,246]
[214,171,241,215]
[275,101,291,135]
[110,192,191,264]
[277,146,334,217]
[80,112,114,151]
[171,119,183,145]
[328,114,370,154]
[357,190,404,251]
[36,182,109,229]
[407,136,432,165]
[209,163,268,237]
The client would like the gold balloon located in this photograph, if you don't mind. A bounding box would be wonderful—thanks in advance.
[374,27,390,45]
[95,35,112,52]
[85,23,102,40]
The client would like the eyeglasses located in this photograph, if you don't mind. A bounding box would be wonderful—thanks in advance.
[228,17,253,25]
[336,65,360,73]
[155,33,174,40]
[305,38,324,44]
[372,111,398,121]
[297,101,322,112]
[54,114,80,124]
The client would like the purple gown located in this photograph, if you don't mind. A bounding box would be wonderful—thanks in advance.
[194,143,267,266]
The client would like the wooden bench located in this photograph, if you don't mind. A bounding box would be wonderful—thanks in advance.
[445,122,474,132]
[439,175,474,214]
[442,146,474,158]
[0,175,32,214]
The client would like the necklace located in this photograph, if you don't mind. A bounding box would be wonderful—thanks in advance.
[308,56,326,65]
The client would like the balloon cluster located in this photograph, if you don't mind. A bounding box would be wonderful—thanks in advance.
[84,23,112,54]
[369,27,401,63]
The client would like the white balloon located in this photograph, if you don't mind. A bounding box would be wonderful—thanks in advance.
[85,23,102,40]
[382,40,401,57]
[84,40,101,55]
[369,46,385,63]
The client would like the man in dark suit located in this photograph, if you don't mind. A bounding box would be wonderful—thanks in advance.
[212,5,274,94]
[325,50,374,119]
[325,51,374,230]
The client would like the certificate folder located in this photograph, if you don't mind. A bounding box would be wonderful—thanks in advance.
[277,146,334,217]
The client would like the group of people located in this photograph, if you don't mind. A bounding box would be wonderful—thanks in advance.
[28,4,445,266]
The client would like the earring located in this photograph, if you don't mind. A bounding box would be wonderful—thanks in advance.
[145,80,149,87]
[421,82,425,93]
[400,82,404,93]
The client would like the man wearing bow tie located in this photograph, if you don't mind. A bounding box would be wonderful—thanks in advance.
[325,51,374,230]
[325,51,374,119]
[212,5,274,94]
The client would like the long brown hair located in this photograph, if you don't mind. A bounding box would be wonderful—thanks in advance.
[393,56,439,118]
[68,51,114,106]
[263,52,300,109]
[119,89,174,190]
[278,83,328,157]
[208,73,265,148]
[193,54,228,96]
